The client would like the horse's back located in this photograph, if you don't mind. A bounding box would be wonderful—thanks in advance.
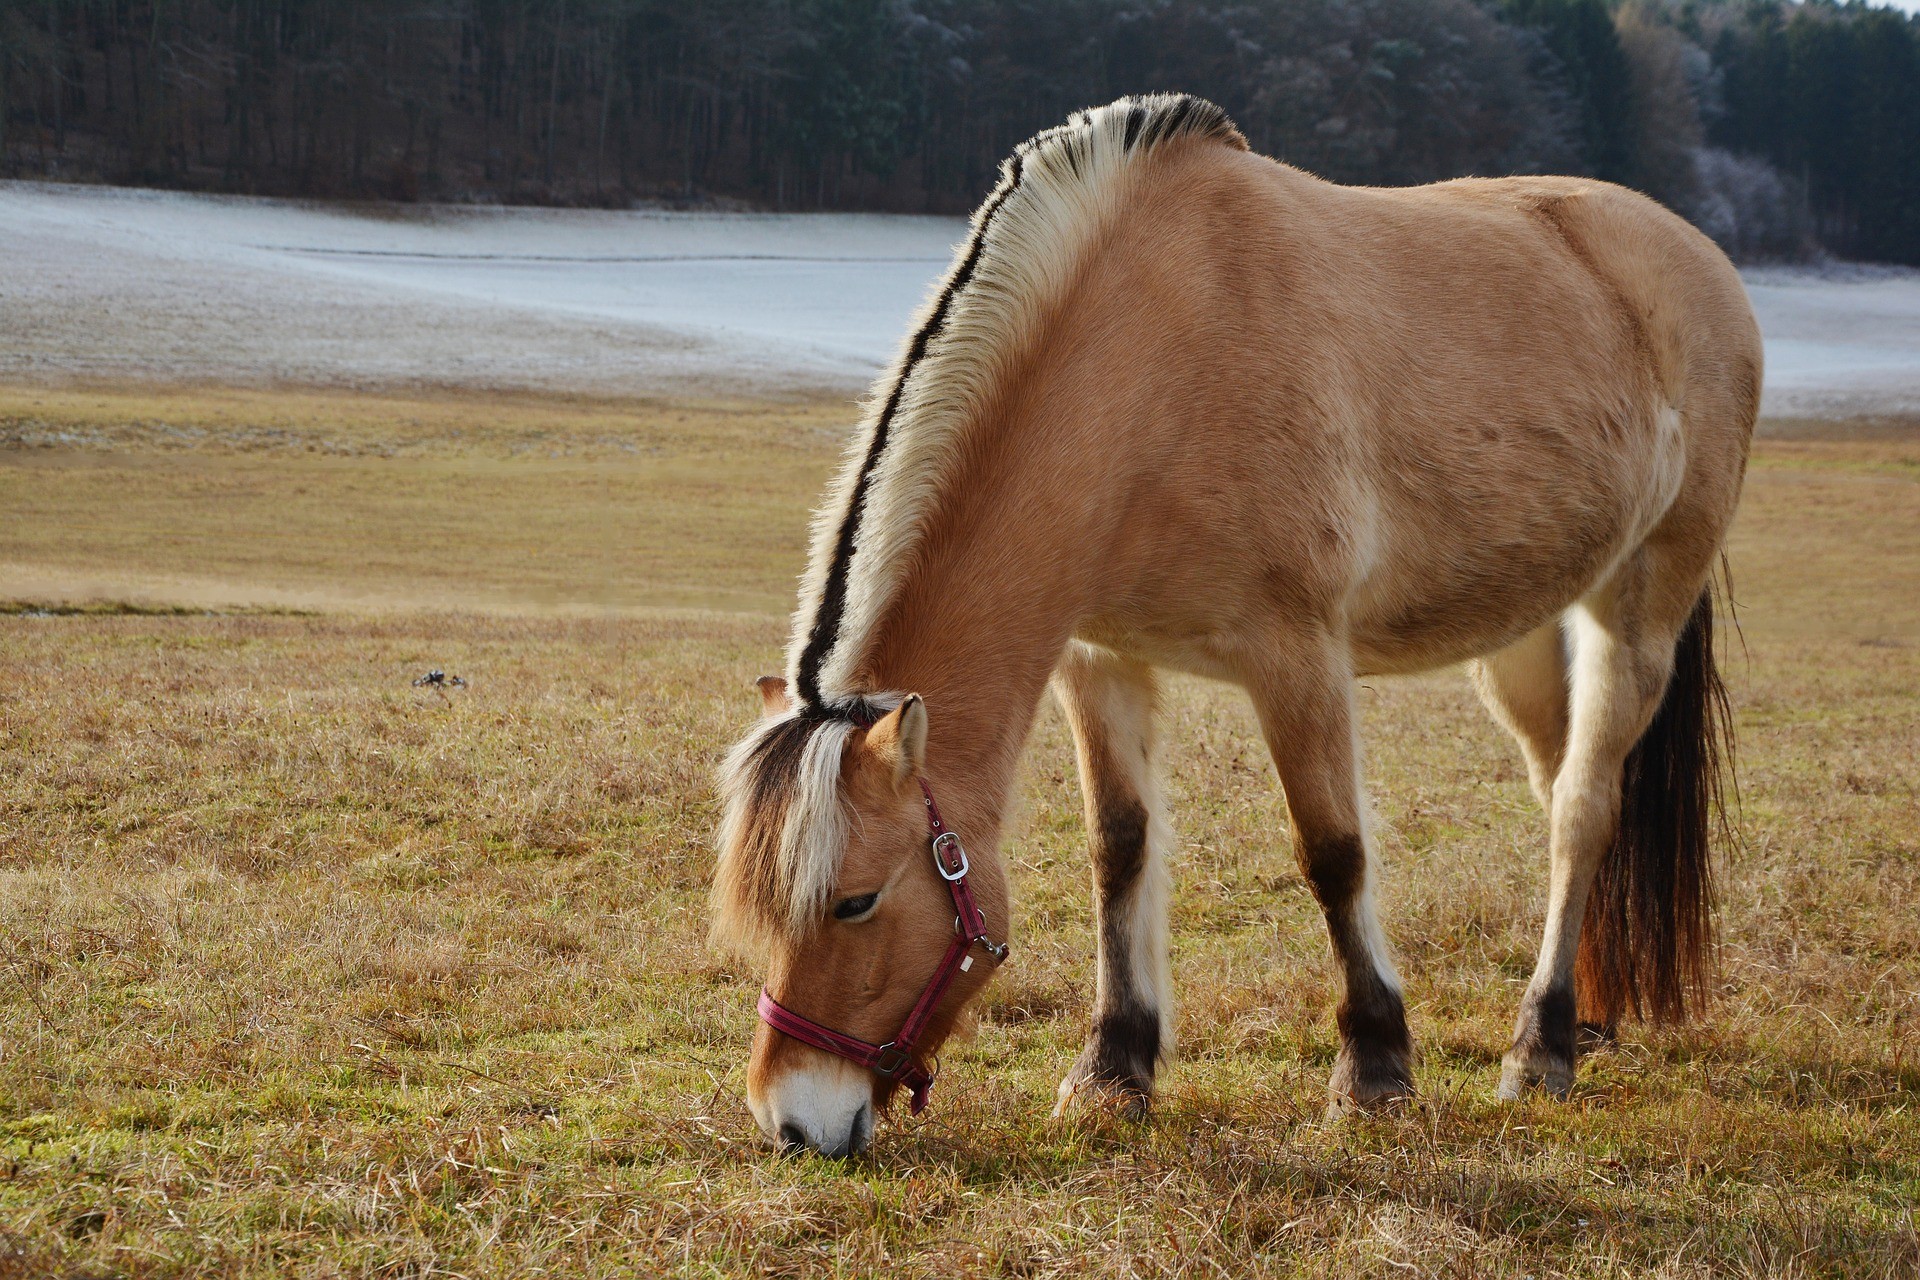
[1433,173,1763,540]
[1200,154,1759,450]
[1089,146,1760,672]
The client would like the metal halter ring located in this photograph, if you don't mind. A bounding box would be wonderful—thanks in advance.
[931,831,968,880]
[872,1043,912,1078]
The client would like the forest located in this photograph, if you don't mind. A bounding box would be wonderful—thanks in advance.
[3,0,1918,264]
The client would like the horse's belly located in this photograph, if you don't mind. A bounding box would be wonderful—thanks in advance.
[1346,579,1578,676]
[1344,406,1686,672]
[1079,395,1689,680]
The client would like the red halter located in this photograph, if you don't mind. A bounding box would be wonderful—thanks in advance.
[757,776,1008,1115]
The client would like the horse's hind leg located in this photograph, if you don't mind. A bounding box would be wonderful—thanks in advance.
[1499,550,1705,1098]
[1471,621,1570,814]
[1052,643,1171,1115]
[1248,638,1412,1111]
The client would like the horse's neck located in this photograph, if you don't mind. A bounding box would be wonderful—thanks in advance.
[855,401,1109,847]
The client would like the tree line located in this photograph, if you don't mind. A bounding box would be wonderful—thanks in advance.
[4,0,1918,264]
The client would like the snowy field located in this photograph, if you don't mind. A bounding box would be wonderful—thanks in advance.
[3,180,1918,416]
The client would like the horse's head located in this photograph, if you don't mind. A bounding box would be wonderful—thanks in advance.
[712,677,1009,1157]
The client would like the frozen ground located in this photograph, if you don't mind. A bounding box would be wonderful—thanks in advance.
[0,181,964,398]
[1741,265,1920,419]
[3,180,1918,416]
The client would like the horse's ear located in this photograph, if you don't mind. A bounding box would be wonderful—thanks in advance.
[755,675,790,718]
[865,694,928,788]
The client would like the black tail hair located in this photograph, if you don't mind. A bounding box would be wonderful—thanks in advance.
[1576,585,1735,1028]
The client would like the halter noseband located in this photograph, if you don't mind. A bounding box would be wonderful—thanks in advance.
[757,761,1008,1115]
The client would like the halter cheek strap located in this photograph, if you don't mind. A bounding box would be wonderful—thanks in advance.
[757,777,1009,1115]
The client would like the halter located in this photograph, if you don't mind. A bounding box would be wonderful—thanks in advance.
[757,774,1009,1115]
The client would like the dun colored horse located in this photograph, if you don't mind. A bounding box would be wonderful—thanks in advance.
[714,95,1756,1157]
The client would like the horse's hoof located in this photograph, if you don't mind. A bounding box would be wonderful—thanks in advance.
[1054,1071,1152,1120]
[1055,1026,1157,1119]
[1327,1043,1414,1115]
[1325,1086,1414,1119]
[1497,1054,1574,1100]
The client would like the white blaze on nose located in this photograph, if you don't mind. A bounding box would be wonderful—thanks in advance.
[751,1052,875,1155]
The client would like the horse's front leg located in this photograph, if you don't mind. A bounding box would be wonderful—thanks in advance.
[1249,643,1414,1111]
[1051,644,1172,1116]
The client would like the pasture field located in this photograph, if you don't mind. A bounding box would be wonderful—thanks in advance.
[2,385,1918,1278]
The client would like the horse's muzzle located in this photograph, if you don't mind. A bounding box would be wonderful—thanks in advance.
[750,1052,875,1158]
[775,1102,872,1158]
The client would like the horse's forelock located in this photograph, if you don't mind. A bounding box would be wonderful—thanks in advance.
[711,697,904,955]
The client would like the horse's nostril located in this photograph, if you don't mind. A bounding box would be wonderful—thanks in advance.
[847,1104,873,1156]
[778,1121,810,1152]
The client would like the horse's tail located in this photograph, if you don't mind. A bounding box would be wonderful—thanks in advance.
[1576,585,1734,1029]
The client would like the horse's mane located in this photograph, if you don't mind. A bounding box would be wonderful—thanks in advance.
[791,93,1245,711]
[713,96,1245,954]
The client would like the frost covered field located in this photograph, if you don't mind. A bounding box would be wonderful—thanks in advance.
[1744,265,1920,420]
[4,180,1920,416]
[3,184,1919,1278]
[0,181,964,397]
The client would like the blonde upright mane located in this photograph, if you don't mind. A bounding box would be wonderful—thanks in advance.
[791,94,1245,710]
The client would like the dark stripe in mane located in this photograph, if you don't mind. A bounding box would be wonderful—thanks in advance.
[793,153,1028,707]
[791,95,1243,708]
[1122,94,1238,152]
[742,710,818,819]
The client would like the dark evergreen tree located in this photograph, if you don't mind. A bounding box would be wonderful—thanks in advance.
[1501,0,1635,183]
[1847,9,1920,263]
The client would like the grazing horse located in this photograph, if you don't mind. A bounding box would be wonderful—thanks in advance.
[713,94,1757,1157]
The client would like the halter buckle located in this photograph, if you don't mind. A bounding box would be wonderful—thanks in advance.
[872,1042,912,1078]
[931,831,968,880]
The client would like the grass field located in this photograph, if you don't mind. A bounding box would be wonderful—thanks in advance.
[2,384,1918,1277]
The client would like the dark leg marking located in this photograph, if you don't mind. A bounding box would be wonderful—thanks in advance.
[1505,990,1566,1066]
[1504,985,1577,1095]
[1093,794,1148,902]
[1061,790,1161,1113]
[1301,834,1413,1106]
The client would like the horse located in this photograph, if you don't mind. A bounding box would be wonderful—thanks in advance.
[712,94,1757,1157]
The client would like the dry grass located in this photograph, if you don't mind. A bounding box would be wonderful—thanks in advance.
[0,384,848,615]
[1,386,1917,1277]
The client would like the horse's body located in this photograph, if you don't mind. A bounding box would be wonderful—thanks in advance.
[715,96,1758,1157]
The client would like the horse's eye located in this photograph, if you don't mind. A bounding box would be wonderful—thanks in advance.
[832,893,879,921]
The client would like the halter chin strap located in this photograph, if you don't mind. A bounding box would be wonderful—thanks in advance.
[757,776,1009,1115]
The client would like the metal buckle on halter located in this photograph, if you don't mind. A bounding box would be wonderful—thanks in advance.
[872,1042,912,1078]
[931,831,968,880]
[955,914,1009,963]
